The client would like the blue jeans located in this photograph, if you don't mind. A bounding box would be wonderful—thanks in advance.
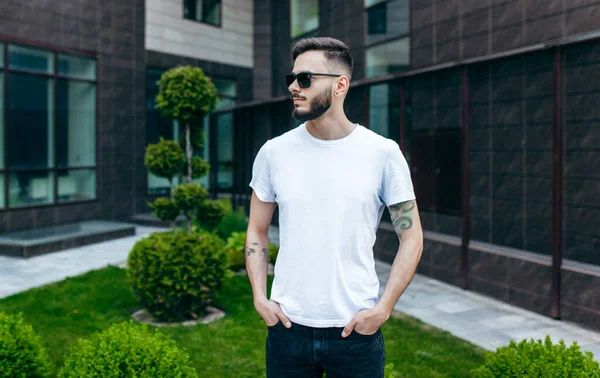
[266,320,386,378]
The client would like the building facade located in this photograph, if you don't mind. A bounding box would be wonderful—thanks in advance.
[0,0,598,331]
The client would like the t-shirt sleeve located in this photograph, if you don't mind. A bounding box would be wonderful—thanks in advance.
[380,141,416,206]
[249,141,276,202]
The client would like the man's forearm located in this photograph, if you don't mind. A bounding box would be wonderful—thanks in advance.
[377,237,423,316]
[245,229,270,303]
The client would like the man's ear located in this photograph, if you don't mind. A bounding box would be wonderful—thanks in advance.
[335,76,350,96]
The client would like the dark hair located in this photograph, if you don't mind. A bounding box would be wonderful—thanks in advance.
[291,37,353,80]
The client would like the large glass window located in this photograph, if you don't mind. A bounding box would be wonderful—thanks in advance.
[366,38,410,78]
[291,0,319,38]
[0,44,96,208]
[184,0,221,27]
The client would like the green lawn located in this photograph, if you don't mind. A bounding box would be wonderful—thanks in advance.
[0,266,485,377]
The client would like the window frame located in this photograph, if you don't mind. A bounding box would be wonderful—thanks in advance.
[364,0,411,78]
[0,41,98,210]
[290,0,320,39]
[183,0,223,28]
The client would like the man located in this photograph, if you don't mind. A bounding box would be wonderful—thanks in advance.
[245,37,423,378]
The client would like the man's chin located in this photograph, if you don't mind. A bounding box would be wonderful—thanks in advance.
[292,110,314,122]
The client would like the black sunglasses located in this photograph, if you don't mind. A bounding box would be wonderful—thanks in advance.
[285,71,342,89]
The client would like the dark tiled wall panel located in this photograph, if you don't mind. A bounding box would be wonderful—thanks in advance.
[254,0,273,101]
[468,50,554,255]
[561,269,600,331]
[562,41,600,266]
[411,0,600,69]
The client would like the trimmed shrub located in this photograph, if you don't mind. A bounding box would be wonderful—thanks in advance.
[196,199,229,231]
[471,336,600,377]
[215,206,248,239]
[148,197,180,223]
[59,321,197,378]
[0,311,53,378]
[144,137,185,181]
[225,232,247,271]
[127,231,228,322]
[185,156,210,179]
[174,183,209,218]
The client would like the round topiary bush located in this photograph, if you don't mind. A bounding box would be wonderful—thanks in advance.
[196,199,230,231]
[471,336,600,377]
[0,311,53,378]
[127,231,228,322]
[58,321,197,378]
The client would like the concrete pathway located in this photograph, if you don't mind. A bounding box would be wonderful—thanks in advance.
[1,224,598,361]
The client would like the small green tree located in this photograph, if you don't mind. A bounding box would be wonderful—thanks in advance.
[144,66,220,232]
[155,66,219,184]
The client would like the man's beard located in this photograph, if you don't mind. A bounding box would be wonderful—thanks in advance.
[292,87,332,122]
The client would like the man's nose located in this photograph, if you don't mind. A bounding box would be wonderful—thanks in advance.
[288,80,299,93]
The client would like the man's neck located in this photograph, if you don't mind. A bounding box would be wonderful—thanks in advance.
[305,112,355,141]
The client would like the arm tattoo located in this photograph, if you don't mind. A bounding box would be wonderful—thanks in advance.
[389,200,415,239]
[260,248,269,263]
[245,242,269,263]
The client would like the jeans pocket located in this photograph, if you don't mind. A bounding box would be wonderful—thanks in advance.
[267,319,282,328]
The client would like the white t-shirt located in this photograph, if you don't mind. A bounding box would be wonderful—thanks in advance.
[249,122,415,328]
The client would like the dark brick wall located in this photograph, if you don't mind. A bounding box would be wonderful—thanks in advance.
[0,0,145,231]
[468,50,555,254]
[562,268,600,331]
[254,0,272,101]
[411,0,600,69]
[562,41,600,266]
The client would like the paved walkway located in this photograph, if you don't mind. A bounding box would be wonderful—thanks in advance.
[1,224,598,360]
[0,225,164,298]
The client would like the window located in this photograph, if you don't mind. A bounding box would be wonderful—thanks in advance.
[368,83,400,141]
[184,0,221,26]
[216,112,233,190]
[212,77,237,110]
[367,3,387,35]
[291,0,319,38]
[366,37,410,78]
[365,0,410,77]
[1,44,96,208]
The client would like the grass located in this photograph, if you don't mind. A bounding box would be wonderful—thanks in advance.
[0,266,486,377]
